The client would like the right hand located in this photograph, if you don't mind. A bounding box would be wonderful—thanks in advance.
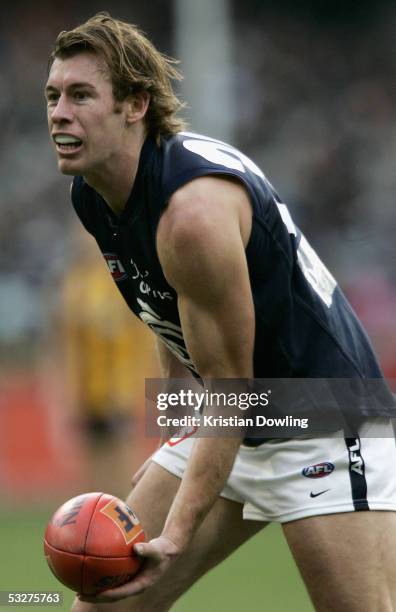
[78,535,182,602]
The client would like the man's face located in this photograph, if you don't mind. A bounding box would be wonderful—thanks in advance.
[46,52,127,176]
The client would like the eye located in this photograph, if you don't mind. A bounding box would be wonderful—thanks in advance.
[74,90,89,102]
[46,92,59,105]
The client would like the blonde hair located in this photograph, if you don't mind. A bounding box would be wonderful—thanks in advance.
[49,12,187,141]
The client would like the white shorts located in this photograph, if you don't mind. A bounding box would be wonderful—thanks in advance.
[152,421,396,523]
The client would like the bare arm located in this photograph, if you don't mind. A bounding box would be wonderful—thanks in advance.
[158,177,254,550]
[89,176,254,601]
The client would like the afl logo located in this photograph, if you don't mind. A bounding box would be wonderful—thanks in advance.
[104,253,128,282]
[302,462,334,478]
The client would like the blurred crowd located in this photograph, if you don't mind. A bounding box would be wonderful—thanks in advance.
[233,1,396,378]
[0,1,395,404]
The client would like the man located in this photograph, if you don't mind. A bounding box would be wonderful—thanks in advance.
[46,13,396,612]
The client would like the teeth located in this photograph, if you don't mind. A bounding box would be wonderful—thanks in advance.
[54,135,81,144]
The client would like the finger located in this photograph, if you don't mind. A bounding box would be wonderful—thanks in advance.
[134,540,168,561]
[134,542,156,560]
[79,571,157,602]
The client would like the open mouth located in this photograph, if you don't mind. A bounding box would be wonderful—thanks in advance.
[53,134,83,154]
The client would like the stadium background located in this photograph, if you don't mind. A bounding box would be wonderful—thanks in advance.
[1,0,395,610]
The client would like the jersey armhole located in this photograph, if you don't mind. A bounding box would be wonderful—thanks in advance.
[162,166,256,208]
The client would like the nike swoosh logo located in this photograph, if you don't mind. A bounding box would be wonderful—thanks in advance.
[310,489,330,498]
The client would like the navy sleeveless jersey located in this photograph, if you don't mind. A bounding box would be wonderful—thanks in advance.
[71,131,394,421]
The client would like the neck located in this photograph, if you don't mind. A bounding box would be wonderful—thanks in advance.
[83,127,147,216]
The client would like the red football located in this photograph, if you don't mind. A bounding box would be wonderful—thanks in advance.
[44,492,145,596]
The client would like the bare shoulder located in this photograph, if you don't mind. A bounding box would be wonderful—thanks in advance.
[169,174,250,209]
[157,175,252,254]
[156,175,252,293]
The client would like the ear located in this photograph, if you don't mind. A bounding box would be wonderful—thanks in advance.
[125,91,150,125]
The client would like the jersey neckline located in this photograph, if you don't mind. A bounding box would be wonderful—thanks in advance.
[91,133,157,228]
[118,134,157,226]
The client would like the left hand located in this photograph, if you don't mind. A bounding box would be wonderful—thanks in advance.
[78,535,182,603]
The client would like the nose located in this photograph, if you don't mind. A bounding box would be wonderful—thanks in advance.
[49,93,73,124]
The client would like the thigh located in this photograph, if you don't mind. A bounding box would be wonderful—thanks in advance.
[283,511,396,612]
[72,461,266,612]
